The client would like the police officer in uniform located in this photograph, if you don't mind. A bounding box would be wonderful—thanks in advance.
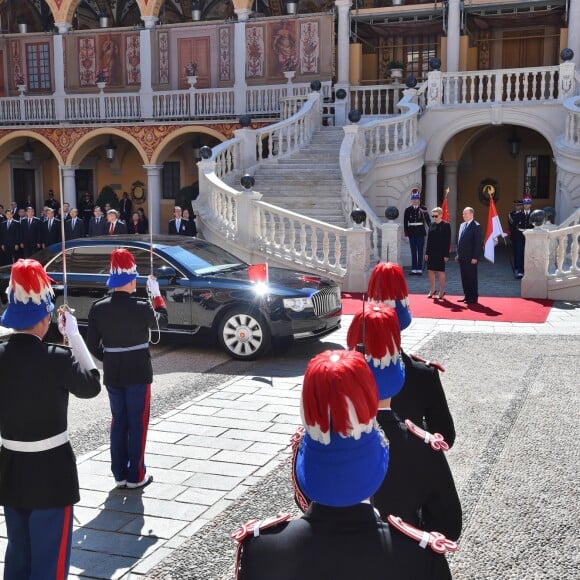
[511,196,534,278]
[404,188,431,274]
[235,349,456,580]
[366,262,456,445]
[508,200,523,277]
[346,304,462,540]
[87,249,168,489]
[0,259,101,579]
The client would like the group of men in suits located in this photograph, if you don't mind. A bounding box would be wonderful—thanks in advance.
[168,206,197,237]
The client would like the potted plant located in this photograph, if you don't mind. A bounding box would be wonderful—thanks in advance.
[96,70,107,89]
[184,62,198,87]
[15,74,26,92]
[282,55,298,81]
[386,60,407,81]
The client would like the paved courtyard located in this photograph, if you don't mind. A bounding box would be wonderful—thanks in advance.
[0,247,578,578]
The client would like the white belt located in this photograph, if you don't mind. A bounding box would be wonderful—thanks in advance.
[408,222,423,226]
[103,342,149,353]
[1,431,69,452]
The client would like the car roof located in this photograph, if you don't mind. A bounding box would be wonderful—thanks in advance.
[48,235,202,253]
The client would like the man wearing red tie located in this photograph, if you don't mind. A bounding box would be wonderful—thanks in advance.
[106,209,127,235]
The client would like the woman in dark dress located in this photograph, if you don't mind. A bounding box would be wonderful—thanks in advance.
[425,207,451,299]
[128,211,147,234]
[136,208,149,234]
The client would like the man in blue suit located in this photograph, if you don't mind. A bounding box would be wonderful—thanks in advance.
[455,207,482,304]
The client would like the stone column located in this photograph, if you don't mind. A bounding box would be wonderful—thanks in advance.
[144,165,163,234]
[139,23,155,119]
[568,0,580,69]
[424,161,439,214]
[444,161,459,241]
[335,0,352,91]
[53,33,67,121]
[446,0,461,72]
[233,9,250,115]
[60,166,78,208]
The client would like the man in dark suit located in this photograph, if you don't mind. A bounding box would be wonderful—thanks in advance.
[60,202,71,222]
[79,193,94,226]
[106,209,127,235]
[456,206,482,304]
[41,208,61,248]
[0,209,22,264]
[88,207,107,237]
[65,208,86,240]
[119,192,133,224]
[238,350,455,580]
[20,207,43,257]
[168,206,191,236]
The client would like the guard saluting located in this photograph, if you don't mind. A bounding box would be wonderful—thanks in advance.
[404,188,431,274]
[87,249,168,489]
[0,259,101,579]
[234,350,456,580]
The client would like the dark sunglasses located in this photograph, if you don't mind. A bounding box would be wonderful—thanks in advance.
[431,214,440,217]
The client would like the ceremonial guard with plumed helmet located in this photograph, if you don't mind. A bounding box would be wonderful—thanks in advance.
[367,262,456,445]
[87,248,168,489]
[0,259,101,579]
[235,349,457,580]
[511,196,534,278]
[404,188,431,274]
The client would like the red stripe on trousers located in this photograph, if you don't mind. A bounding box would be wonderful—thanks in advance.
[139,384,151,481]
[56,505,72,580]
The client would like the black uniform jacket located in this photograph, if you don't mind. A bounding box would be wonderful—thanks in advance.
[404,205,430,237]
[87,292,168,386]
[373,410,462,541]
[0,334,101,510]
[239,502,451,580]
[392,351,456,447]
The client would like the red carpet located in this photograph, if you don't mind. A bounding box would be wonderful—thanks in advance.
[341,293,553,323]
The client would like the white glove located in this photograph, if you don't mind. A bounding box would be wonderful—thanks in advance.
[58,310,80,337]
[68,334,98,372]
[147,276,161,298]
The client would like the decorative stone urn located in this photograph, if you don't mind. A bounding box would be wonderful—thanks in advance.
[186,75,198,88]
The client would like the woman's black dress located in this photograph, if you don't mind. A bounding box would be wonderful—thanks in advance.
[426,221,452,272]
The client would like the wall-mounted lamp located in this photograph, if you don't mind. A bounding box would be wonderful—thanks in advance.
[23,140,34,163]
[191,3,202,21]
[105,137,117,161]
[507,128,521,158]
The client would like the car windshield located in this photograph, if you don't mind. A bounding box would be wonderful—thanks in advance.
[160,244,248,275]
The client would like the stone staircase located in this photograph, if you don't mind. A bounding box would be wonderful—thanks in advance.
[246,126,347,227]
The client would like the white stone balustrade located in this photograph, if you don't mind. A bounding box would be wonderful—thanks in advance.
[349,84,407,116]
[563,96,580,147]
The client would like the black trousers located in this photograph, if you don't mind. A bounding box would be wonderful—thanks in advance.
[459,258,478,301]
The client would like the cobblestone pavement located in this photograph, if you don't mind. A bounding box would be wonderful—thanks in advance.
[0,248,578,578]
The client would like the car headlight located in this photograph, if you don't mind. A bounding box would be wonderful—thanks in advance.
[283,297,314,312]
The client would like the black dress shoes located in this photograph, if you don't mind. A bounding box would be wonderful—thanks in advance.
[457,298,467,302]
[465,299,478,304]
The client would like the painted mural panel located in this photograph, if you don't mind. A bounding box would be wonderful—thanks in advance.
[159,32,169,85]
[97,34,123,86]
[219,27,231,82]
[299,20,320,75]
[269,20,298,76]
[125,34,141,86]
[246,25,265,79]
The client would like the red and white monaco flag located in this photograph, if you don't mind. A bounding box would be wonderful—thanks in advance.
[484,197,507,263]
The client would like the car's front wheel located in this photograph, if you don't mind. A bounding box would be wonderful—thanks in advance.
[218,309,271,360]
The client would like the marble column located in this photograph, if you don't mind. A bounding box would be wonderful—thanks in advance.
[144,165,163,234]
[53,33,67,120]
[139,23,155,119]
[234,9,251,115]
[335,0,352,90]
[567,0,580,70]
[446,0,461,72]
[424,161,439,213]
[444,161,459,243]
[60,166,78,208]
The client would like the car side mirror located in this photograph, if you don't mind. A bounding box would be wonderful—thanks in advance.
[154,266,177,281]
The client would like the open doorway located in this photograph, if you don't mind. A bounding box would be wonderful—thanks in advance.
[75,169,94,206]
[12,168,37,209]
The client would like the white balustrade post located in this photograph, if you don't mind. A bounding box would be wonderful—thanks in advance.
[380,222,400,264]
[427,70,442,107]
[236,188,263,249]
[139,23,155,119]
[567,0,580,70]
[234,9,250,116]
[424,161,439,214]
[61,166,78,208]
[233,128,257,172]
[334,0,352,92]
[143,164,163,234]
[521,228,550,298]
[195,159,217,233]
[446,0,461,73]
[558,61,576,99]
[52,32,67,121]
[344,226,371,292]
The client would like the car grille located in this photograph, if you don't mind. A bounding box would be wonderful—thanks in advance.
[311,287,341,317]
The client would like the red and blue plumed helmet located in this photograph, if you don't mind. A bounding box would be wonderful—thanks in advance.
[106,248,138,288]
[367,262,412,330]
